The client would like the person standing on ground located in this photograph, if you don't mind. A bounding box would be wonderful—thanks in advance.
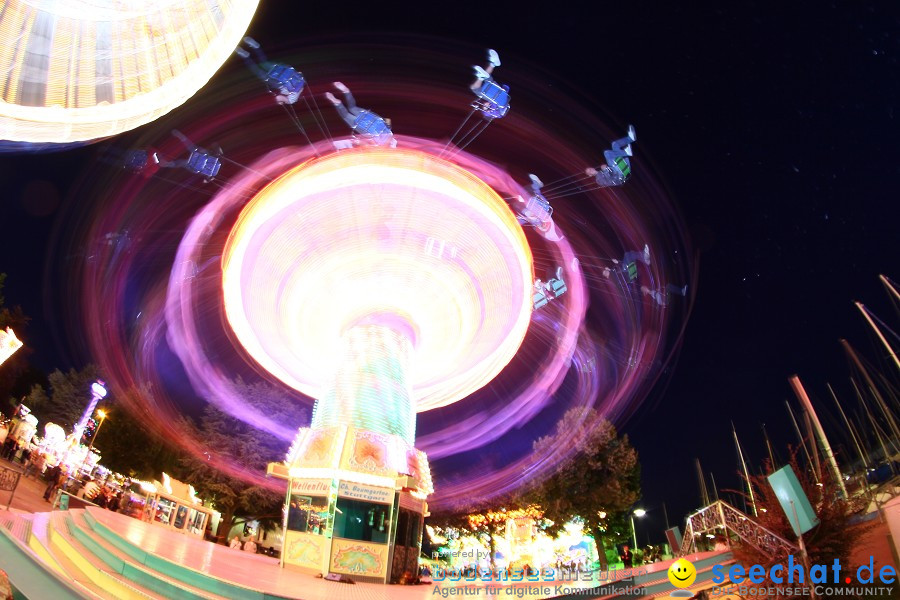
[620,545,633,568]
[43,463,62,501]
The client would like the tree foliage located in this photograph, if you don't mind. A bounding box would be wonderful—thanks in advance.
[36,365,102,430]
[91,388,181,480]
[526,408,640,568]
[22,383,49,418]
[178,378,309,542]
[430,492,539,569]
[8,365,101,431]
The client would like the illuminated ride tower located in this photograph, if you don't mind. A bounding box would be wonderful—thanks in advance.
[222,148,533,583]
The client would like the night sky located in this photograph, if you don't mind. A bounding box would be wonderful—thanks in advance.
[1,1,898,543]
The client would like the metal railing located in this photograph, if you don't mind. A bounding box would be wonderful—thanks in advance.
[680,500,798,557]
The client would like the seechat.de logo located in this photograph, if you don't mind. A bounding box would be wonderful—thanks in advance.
[668,558,697,597]
[711,556,897,586]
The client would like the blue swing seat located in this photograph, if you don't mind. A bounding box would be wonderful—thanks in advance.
[186,151,221,179]
[520,193,552,227]
[265,64,305,102]
[548,277,567,298]
[352,111,393,146]
[472,79,510,119]
[125,150,150,171]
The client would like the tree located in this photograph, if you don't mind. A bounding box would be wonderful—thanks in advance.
[38,365,102,430]
[730,450,872,596]
[430,494,540,570]
[21,383,49,419]
[91,390,181,480]
[0,274,28,333]
[467,503,544,570]
[527,408,640,569]
[178,378,309,543]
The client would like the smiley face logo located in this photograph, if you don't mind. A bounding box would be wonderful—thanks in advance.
[668,558,697,588]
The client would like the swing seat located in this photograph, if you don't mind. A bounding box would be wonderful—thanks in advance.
[186,151,221,178]
[472,80,510,119]
[125,150,149,171]
[265,64,305,101]
[352,111,393,146]
[533,289,550,310]
[548,277,567,298]
[521,194,552,226]
[625,261,639,282]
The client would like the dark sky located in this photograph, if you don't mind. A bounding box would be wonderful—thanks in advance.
[2,1,898,542]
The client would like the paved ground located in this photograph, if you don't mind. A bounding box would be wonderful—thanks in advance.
[8,455,894,599]
[0,458,55,514]
[0,458,677,600]
[849,517,898,573]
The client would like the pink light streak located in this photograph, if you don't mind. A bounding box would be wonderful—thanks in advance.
[67,76,691,510]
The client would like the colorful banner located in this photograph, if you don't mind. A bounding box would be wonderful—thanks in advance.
[344,429,394,477]
[330,538,388,578]
[300,428,344,469]
[283,530,328,571]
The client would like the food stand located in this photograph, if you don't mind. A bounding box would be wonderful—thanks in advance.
[141,473,214,537]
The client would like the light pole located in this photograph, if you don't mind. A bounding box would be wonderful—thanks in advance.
[88,409,107,453]
[631,508,646,550]
[80,409,107,475]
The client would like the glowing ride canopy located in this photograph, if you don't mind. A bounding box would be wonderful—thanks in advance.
[0,0,259,143]
[222,148,533,413]
[0,327,23,367]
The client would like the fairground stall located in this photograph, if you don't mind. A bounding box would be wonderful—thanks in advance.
[140,473,215,537]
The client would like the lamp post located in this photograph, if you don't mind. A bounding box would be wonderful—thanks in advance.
[631,508,646,550]
[79,408,107,476]
[88,409,107,453]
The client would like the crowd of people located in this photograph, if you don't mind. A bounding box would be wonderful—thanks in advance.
[554,557,590,575]
[0,414,133,515]
[0,434,30,464]
[39,461,128,513]
[619,543,664,567]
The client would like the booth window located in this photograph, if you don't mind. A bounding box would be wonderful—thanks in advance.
[287,495,331,535]
[333,498,389,543]
[188,509,206,534]
[174,505,188,529]
[155,497,176,525]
